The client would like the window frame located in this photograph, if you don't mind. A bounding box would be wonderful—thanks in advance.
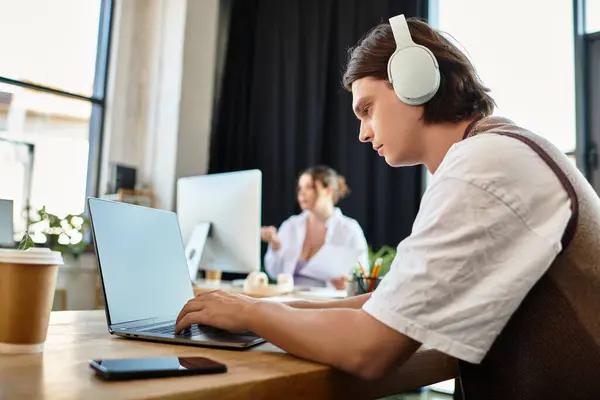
[574,0,591,178]
[0,0,114,212]
[425,0,590,184]
[583,30,600,189]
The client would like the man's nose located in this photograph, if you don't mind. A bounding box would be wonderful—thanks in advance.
[359,122,373,143]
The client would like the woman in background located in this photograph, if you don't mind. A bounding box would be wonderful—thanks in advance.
[261,165,369,289]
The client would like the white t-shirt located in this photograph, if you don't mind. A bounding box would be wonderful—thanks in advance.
[362,133,572,364]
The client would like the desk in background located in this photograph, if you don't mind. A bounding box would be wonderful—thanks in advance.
[192,279,348,300]
[0,311,457,399]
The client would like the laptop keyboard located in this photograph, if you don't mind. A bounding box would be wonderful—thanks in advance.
[142,323,258,339]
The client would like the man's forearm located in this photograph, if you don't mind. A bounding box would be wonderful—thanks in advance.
[245,300,418,379]
[247,302,369,375]
[288,293,371,309]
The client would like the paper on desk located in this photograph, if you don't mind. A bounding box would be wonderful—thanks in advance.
[297,287,347,299]
[261,296,304,303]
[299,244,359,282]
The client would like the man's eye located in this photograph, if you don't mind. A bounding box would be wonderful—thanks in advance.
[362,106,371,116]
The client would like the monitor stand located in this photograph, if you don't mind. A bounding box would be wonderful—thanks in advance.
[184,221,212,282]
[219,272,248,281]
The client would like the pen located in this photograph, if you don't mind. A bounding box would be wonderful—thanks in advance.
[369,258,382,291]
[357,260,368,279]
[371,257,382,278]
[356,261,369,293]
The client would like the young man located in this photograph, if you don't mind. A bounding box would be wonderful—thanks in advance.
[176,15,600,399]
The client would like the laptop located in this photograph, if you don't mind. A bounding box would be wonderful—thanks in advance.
[87,197,265,349]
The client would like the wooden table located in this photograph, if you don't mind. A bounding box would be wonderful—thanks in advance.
[0,311,458,400]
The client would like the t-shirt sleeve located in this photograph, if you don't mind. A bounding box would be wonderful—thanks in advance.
[362,176,567,364]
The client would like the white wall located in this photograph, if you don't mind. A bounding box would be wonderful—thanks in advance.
[62,0,219,310]
[176,0,219,188]
[101,0,220,210]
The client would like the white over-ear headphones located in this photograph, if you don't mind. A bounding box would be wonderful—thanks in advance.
[387,14,440,105]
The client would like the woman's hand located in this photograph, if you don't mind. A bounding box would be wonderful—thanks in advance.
[260,226,281,250]
[260,226,277,242]
[330,275,349,290]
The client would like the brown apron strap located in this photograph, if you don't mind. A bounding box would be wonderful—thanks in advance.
[491,132,579,252]
[462,116,484,140]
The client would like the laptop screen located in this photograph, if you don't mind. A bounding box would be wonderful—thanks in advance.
[88,198,194,325]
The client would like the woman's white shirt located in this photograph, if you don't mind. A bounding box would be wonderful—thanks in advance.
[264,208,369,282]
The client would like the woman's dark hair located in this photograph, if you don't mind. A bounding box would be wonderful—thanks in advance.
[301,165,349,204]
[342,18,495,123]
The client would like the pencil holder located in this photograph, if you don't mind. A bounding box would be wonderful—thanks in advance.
[347,276,383,296]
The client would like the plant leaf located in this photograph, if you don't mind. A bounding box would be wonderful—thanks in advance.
[18,232,35,250]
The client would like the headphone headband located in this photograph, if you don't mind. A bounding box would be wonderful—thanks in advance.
[387,14,440,105]
[389,14,413,50]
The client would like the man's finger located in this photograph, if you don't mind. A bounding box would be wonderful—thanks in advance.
[175,311,207,334]
[177,299,195,323]
[177,290,222,321]
[176,290,224,325]
[176,299,206,323]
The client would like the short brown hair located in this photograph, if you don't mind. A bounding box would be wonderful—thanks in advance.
[342,18,495,124]
[300,165,349,205]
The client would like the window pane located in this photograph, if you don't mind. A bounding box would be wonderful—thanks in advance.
[0,0,102,96]
[0,138,33,236]
[0,83,90,234]
[587,0,600,33]
[437,0,576,153]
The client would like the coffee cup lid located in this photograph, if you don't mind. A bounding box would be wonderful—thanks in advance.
[0,248,64,265]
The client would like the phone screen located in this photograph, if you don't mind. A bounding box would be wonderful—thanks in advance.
[90,356,227,379]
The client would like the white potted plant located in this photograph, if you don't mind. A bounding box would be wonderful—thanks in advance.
[347,245,397,296]
[20,206,94,310]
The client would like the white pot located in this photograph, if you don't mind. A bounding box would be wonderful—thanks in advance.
[54,253,98,310]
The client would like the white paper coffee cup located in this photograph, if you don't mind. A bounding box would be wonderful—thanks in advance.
[0,248,63,354]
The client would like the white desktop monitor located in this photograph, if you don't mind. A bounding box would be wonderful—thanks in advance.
[0,199,14,246]
[176,169,262,279]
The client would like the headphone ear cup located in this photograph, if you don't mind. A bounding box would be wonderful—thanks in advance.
[388,45,440,106]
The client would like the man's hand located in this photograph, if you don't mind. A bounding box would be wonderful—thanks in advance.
[175,291,418,380]
[175,290,258,334]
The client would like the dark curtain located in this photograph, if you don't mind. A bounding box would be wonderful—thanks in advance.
[209,0,428,252]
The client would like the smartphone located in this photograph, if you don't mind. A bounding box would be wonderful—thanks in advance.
[89,356,227,380]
